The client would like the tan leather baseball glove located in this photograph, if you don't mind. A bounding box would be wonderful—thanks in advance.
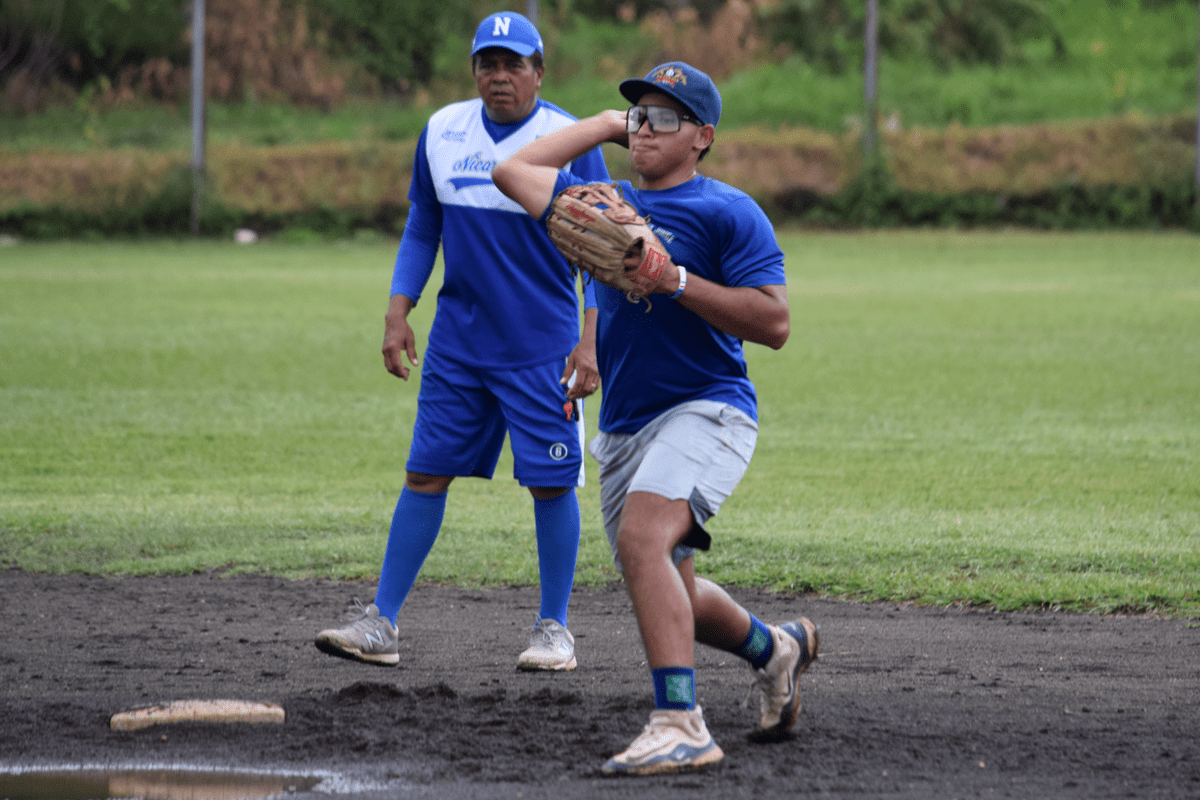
[546,182,670,311]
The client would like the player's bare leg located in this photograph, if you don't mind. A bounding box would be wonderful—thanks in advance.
[685,567,753,649]
[604,491,722,775]
[681,562,819,736]
[616,493,818,746]
[616,492,696,668]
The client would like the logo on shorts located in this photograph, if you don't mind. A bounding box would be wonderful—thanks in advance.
[548,442,569,461]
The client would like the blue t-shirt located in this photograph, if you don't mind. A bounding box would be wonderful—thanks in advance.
[547,174,787,434]
[392,98,610,369]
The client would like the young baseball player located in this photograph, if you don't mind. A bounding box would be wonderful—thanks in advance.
[493,62,818,774]
[314,13,610,672]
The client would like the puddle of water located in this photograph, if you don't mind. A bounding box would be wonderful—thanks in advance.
[0,766,322,800]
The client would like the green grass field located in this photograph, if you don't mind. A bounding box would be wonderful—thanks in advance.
[1,232,1197,615]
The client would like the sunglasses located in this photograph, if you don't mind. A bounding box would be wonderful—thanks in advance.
[626,105,703,133]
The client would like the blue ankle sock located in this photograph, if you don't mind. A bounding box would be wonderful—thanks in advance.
[373,487,447,623]
[735,615,775,670]
[652,667,697,710]
[532,489,580,626]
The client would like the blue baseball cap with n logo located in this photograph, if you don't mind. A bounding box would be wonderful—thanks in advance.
[619,62,722,128]
[471,12,544,57]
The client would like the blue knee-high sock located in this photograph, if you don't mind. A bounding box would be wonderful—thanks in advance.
[373,487,447,623]
[532,489,581,626]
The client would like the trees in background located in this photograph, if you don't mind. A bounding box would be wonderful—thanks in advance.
[1,0,186,111]
[0,0,1192,114]
[309,0,473,89]
[752,0,1066,74]
[0,0,475,112]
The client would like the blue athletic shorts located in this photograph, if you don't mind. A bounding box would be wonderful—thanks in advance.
[406,348,584,488]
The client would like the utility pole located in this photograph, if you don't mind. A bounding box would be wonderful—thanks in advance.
[190,0,206,237]
[525,0,538,25]
[864,0,879,158]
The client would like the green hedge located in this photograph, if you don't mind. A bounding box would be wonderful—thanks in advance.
[0,193,407,240]
[1,114,1197,238]
[5,171,1195,239]
[778,163,1200,230]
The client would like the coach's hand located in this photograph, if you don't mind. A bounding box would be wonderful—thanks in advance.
[563,307,599,400]
[382,294,420,381]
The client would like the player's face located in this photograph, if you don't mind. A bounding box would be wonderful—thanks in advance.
[473,47,543,124]
[627,92,713,188]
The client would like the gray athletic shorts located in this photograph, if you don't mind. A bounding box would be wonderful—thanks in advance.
[587,399,758,572]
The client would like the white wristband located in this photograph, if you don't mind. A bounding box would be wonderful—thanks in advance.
[669,266,687,300]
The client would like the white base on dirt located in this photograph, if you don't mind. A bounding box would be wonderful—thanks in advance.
[110,700,285,731]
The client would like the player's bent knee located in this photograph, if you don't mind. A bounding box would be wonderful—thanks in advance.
[616,529,668,576]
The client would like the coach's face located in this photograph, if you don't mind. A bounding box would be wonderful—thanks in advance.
[473,47,543,124]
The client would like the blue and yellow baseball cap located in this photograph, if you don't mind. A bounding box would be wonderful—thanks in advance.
[619,62,722,128]
[471,12,543,57]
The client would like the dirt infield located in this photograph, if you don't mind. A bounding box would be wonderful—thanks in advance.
[2,569,1197,799]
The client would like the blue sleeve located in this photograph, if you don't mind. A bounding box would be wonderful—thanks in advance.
[719,197,787,289]
[539,170,580,226]
[582,276,597,310]
[391,128,442,301]
[390,199,442,300]
[571,144,611,183]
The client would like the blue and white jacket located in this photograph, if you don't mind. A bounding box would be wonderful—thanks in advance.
[392,98,610,369]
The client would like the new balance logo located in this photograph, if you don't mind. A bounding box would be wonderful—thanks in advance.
[364,630,388,648]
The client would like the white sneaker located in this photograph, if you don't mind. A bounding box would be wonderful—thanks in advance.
[755,617,819,735]
[517,618,577,671]
[314,599,399,666]
[602,707,724,776]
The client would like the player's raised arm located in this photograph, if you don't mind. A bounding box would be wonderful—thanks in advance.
[493,110,628,218]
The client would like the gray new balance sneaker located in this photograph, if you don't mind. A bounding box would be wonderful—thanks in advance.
[517,618,577,671]
[314,599,399,666]
[754,617,819,737]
